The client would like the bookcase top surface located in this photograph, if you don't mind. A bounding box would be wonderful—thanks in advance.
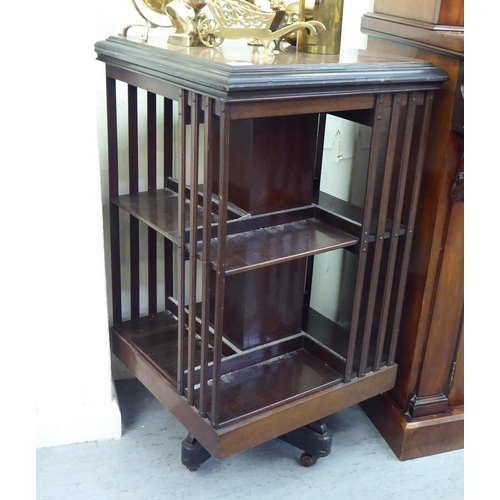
[95,36,448,97]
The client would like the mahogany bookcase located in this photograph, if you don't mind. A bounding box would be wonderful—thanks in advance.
[95,36,447,469]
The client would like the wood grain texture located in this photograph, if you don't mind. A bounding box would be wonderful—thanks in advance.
[373,0,464,26]
[202,217,358,275]
[361,14,464,54]
[215,261,306,350]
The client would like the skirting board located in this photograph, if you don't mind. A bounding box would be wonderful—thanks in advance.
[36,384,122,449]
[360,393,464,460]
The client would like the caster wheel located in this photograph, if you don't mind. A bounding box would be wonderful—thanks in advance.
[187,466,199,472]
[300,452,318,467]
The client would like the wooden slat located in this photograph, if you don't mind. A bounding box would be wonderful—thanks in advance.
[106,76,122,324]
[388,91,434,364]
[164,98,174,300]
[344,94,389,382]
[199,96,214,417]
[187,92,201,405]
[164,98,173,181]
[176,90,188,395]
[147,92,157,314]
[211,102,230,428]
[359,93,403,377]
[106,65,180,102]
[374,93,418,370]
[128,85,140,319]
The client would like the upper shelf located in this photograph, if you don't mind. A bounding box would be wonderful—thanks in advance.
[111,188,218,244]
[199,210,358,275]
[112,188,358,274]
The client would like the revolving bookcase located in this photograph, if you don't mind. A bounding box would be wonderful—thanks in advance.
[95,36,447,469]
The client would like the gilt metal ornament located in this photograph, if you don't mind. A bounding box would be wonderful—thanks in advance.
[122,0,325,51]
[198,0,324,50]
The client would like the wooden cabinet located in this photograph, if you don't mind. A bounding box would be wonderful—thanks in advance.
[360,7,464,460]
[373,0,464,27]
[95,36,446,468]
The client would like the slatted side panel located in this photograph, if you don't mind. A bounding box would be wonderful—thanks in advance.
[344,94,389,383]
[107,71,177,347]
[387,92,434,364]
[177,89,188,395]
[342,91,435,381]
[372,93,418,371]
[358,93,403,377]
[187,92,201,405]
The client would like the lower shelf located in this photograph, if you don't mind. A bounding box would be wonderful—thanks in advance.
[112,312,398,459]
[200,349,342,426]
[115,307,391,415]
[112,311,343,427]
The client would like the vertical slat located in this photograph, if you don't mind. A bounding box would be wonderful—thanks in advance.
[106,76,122,324]
[147,92,157,314]
[211,102,230,428]
[128,85,140,319]
[388,91,434,364]
[177,90,188,395]
[313,112,327,203]
[358,93,403,377]
[187,92,201,405]
[164,98,174,181]
[374,93,418,370]
[164,98,174,300]
[344,94,388,382]
[199,96,214,417]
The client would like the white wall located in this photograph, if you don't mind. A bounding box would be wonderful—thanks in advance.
[22,0,373,452]
[27,3,128,449]
[310,1,374,324]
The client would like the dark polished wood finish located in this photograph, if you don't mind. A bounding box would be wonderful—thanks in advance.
[360,10,464,460]
[96,36,446,463]
[221,115,318,215]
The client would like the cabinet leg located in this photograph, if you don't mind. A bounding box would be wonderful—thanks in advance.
[278,420,333,467]
[181,434,211,471]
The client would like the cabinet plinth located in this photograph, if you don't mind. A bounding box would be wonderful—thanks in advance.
[95,37,447,464]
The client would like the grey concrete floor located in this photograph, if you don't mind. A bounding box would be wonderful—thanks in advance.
[37,379,464,500]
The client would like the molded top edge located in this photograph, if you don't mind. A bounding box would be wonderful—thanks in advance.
[95,35,448,94]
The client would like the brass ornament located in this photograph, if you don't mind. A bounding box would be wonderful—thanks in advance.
[297,0,344,55]
[122,0,172,41]
[122,0,325,51]
[192,0,325,51]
